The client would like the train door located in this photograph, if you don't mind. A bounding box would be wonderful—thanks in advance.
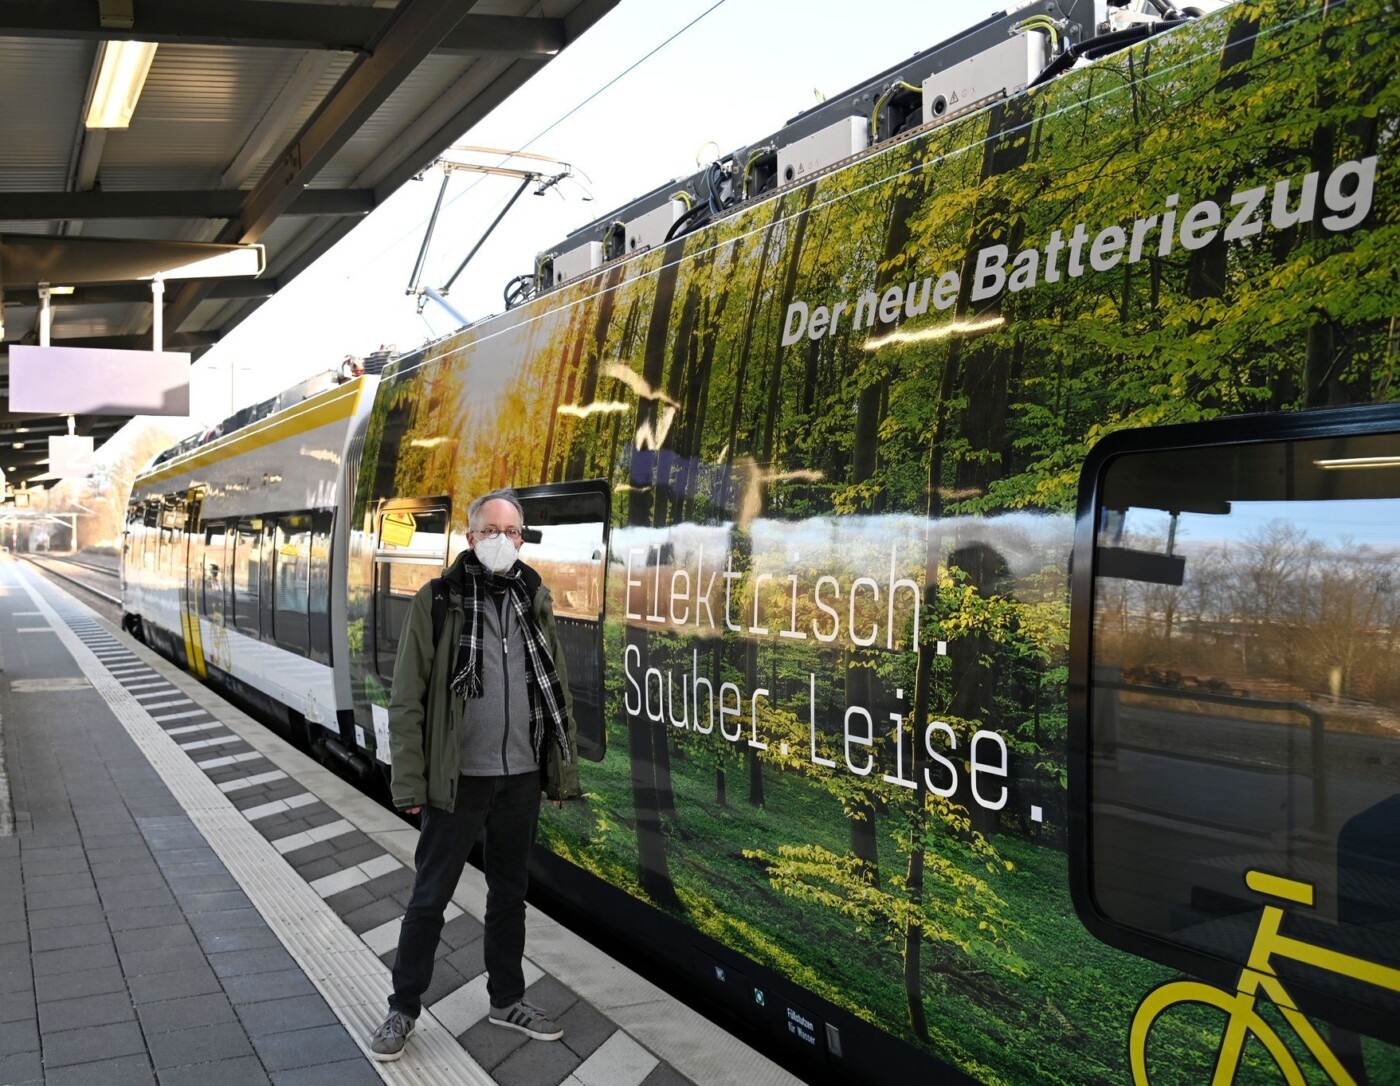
[516,481,610,761]
[179,488,207,678]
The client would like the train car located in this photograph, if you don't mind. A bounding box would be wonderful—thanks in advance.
[126,373,379,758]
[125,0,1400,1082]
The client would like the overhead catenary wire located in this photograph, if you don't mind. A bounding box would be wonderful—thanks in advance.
[366,0,733,287]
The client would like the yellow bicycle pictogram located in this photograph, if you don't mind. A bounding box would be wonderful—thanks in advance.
[1130,869,1400,1085]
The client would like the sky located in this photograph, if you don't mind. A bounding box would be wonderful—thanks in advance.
[177,0,1032,431]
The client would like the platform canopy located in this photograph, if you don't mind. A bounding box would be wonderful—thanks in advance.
[0,0,617,484]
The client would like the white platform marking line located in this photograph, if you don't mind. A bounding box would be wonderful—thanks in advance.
[242,792,318,821]
[309,853,403,899]
[272,817,354,854]
[196,751,261,769]
[178,735,239,752]
[123,681,168,692]
[140,698,190,711]
[152,709,209,723]
[134,689,179,700]
[16,568,493,1086]
[166,721,224,737]
[220,770,289,795]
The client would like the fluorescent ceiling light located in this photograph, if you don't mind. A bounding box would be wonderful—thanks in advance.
[85,40,158,129]
[1313,455,1400,470]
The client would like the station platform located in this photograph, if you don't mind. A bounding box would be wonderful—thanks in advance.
[0,558,804,1086]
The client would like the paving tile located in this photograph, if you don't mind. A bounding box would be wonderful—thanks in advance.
[168,873,242,895]
[128,963,225,1004]
[251,1023,362,1072]
[559,1000,618,1060]
[177,890,252,913]
[571,1030,660,1086]
[445,938,485,979]
[101,886,179,911]
[43,1018,146,1066]
[106,905,188,932]
[207,945,298,979]
[269,1058,383,1086]
[29,921,113,953]
[147,1021,258,1069]
[45,1054,156,1085]
[236,993,338,1036]
[291,855,344,882]
[439,912,485,949]
[526,975,581,1017]
[114,923,200,954]
[37,990,136,1032]
[0,989,36,1022]
[96,871,170,894]
[0,1049,42,1084]
[419,962,467,1008]
[155,1055,271,1086]
[34,964,126,1002]
[136,992,240,1035]
[220,968,317,1005]
[462,1018,532,1074]
[492,1029,584,1086]
[196,924,283,954]
[322,885,374,914]
[120,945,212,977]
[0,1016,39,1055]
[340,895,403,935]
[18,855,90,877]
[33,941,119,977]
[187,907,266,935]
[26,884,100,909]
[0,920,27,945]
[25,901,103,923]
[640,1063,698,1086]
[23,870,96,895]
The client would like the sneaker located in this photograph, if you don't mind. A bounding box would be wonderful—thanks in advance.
[488,999,564,1041]
[368,1009,416,1061]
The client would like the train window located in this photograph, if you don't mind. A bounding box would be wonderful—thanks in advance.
[517,481,610,761]
[373,503,449,679]
[308,511,333,665]
[232,518,264,637]
[202,523,227,622]
[272,514,312,655]
[1070,408,1400,1034]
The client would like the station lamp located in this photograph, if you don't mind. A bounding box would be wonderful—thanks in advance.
[85,40,158,129]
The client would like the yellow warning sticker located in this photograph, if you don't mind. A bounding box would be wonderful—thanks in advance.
[381,511,417,548]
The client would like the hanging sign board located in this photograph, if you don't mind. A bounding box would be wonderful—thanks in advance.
[8,345,190,416]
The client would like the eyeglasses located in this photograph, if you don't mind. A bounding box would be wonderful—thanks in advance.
[474,526,522,541]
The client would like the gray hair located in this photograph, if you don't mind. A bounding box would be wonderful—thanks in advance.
[468,487,525,530]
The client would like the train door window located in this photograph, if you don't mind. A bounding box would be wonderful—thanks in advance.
[373,502,449,680]
[232,517,264,637]
[142,503,160,570]
[307,511,334,665]
[272,514,312,655]
[1070,410,1400,1036]
[202,522,227,623]
[516,481,610,761]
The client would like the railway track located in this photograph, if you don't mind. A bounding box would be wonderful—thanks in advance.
[20,552,122,619]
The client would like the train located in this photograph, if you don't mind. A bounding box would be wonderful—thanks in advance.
[124,0,1400,1082]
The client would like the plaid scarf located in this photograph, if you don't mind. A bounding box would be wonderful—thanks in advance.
[449,553,572,766]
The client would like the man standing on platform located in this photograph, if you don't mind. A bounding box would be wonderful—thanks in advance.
[369,487,579,1062]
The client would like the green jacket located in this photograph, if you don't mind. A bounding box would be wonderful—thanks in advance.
[387,553,581,811]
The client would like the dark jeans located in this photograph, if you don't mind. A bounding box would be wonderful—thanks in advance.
[389,771,541,1018]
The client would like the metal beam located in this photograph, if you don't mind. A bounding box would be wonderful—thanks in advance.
[163,0,476,334]
[0,331,218,352]
[0,2,563,57]
[0,189,374,222]
[3,279,276,307]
